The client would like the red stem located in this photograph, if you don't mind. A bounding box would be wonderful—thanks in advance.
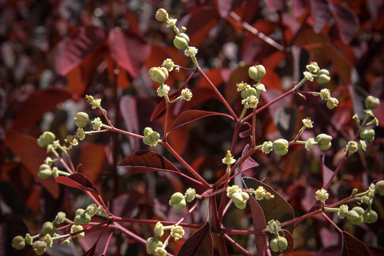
[101,230,115,256]
[197,67,237,120]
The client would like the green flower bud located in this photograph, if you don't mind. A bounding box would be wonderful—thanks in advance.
[363,210,378,224]
[318,69,330,76]
[172,200,186,210]
[269,236,288,252]
[347,207,364,225]
[360,129,375,143]
[38,164,52,179]
[54,212,66,224]
[316,134,332,150]
[346,141,358,153]
[155,8,169,22]
[74,112,91,128]
[86,203,98,217]
[12,236,25,250]
[75,208,85,216]
[146,237,163,254]
[231,192,245,204]
[375,180,384,196]
[82,213,92,224]
[143,136,152,145]
[316,74,331,84]
[149,131,160,142]
[173,33,190,50]
[273,139,289,156]
[74,215,83,225]
[33,241,47,255]
[365,96,380,110]
[149,67,169,84]
[37,131,56,147]
[63,238,71,246]
[41,221,56,236]
[248,65,266,80]
[171,226,185,241]
[234,202,247,210]
[44,233,53,247]
[306,62,320,73]
[326,97,339,109]
[25,233,33,245]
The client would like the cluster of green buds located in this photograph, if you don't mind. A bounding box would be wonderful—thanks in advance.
[169,188,198,210]
[316,88,339,110]
[305,62,331,84]
[143,127,160,147]
[250,186,274,201]
[146,221,185,255]
[227,185,250,210]
[237,65,266,110]
[155,8,198,62]
[266,220,288,252]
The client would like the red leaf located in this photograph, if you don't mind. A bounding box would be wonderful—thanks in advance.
[243,177,295,234]
[108,28,150,78]
[170,110,233,131]
[320,154,334,188]
[82,222,111,256]
[239,144,259,173]
[112,192,140,218]
[265,0,286,12]
[373,101,384,128]
[196,68,231,89]
[248,196,267,256]
[309,0,330,34]
[120,95,140,150]
[224,65,252,105]
[341,231,371,256]
[323,45,352,85]
[215,0,245,18]
[11,88,72,131]
[79,143,106,185]
[179,7,220,48]
[291,0,307,18]
[283,230,294,253]
[330,3,359,45]
[5,130,59,199]
[55,26,107,76]
[56,173,99,194]
[118,150,180,173]
[177,221,214,256]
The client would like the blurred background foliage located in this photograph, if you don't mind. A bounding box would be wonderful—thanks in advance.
[1,0,384,255]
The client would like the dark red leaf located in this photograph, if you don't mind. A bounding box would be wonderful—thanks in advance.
[118,150,180,173]
[320,154,334,188]
[177,221,214,256]
[179,7,220,48]
[79,143,106,185]
[56,173,99,194]
[112,192,140,218]
[170,110,233,131]
[5,130,59,199]
[243,177,295,234]
[248,196,267,256]
[239,144,259,173]
[323,45,352,85]
[120,95,140,150]
[82,222,111,256]
[224,65,252,105]
[291,0,307,18]
[373,100,384,128]
[215,0,245,18]
[341,231,371,256]
[330,3,359,45]
[265,0,286,12]
[108,28,150,78]
[309,0,330,34]
[239,122,252,138]
[283,230,294,253]
[11,87,72,131]
[55,26,107,76]
[367,245,384,256]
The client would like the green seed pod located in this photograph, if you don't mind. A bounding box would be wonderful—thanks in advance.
[363,210,378,224]
[248,66,258,80]
[33,241,47,255]
[173,34,189,50]
[318,69,330,76]
[231,192,244,204]
[169,192,185,205]
[172,200,187,210]
[82,213,92,224]
[319,142,332,151]
[38,164,52,179]
[234,202,247,210]
[74,112,91,128]
[146,237,158,254]
[347,207,364,225]
[365,96,380,110]
[155,8,168,22]
[75,208,85,216]
[256,65,266,79]
[149,131,160,142]
[360,129,375,143]
[241,192,249,201]
[37,131,56,147]
[41,222,56,236]
[273,139,289,156]
[143,136,152,145]
[375,180,384,196]
[12,236,25,250]
[316,74,330,84]
[270,236,288,252]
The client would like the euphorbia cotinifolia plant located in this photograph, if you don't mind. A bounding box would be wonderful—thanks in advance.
[10,8,383,256]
